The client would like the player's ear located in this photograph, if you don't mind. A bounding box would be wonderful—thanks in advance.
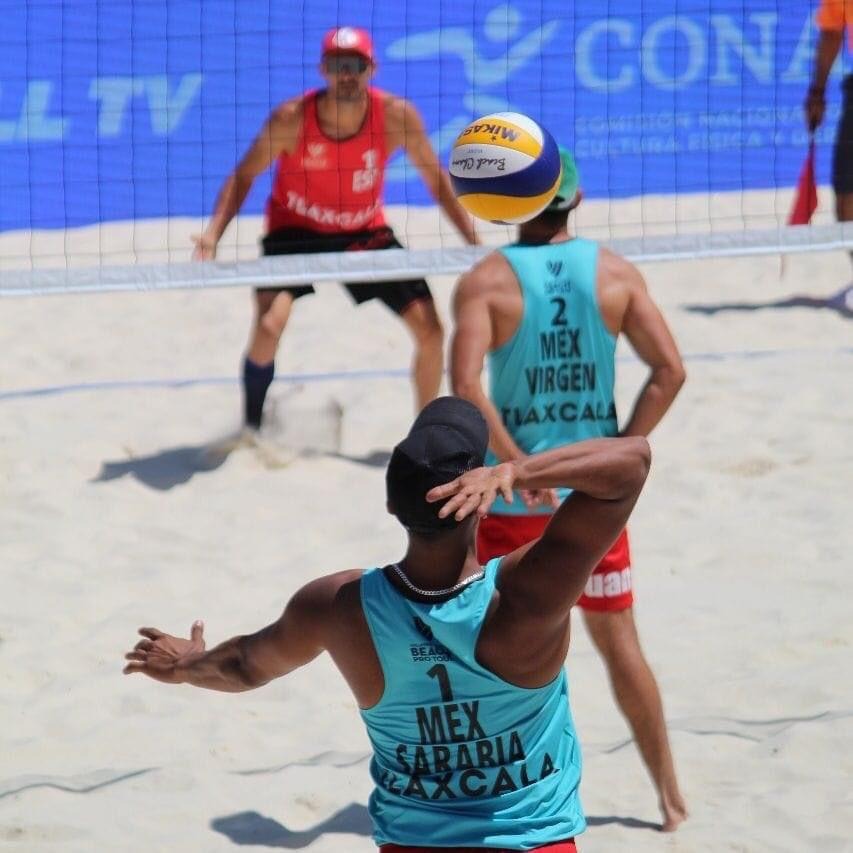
[569,188,584,211]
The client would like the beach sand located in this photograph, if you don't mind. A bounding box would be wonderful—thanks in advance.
[1,204,852,851]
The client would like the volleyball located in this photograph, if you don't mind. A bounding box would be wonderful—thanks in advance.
[448,112,562,224]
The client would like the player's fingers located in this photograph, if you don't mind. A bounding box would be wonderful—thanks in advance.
[453,492,482,521]
[138,627,164,641]
[499,480,514,503]
[134,638,154,651]
[477,487,497,517]
[123,661,147,675]
[426,478,461,502]
[124,651,147,662]
[547,489,561,508]
[190,620,204,645]
[436,490,470,518]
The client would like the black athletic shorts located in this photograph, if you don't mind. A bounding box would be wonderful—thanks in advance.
[834,75,853,194]
[259,226,432,316]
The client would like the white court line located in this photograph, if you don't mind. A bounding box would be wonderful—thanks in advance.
[0,345,850,403]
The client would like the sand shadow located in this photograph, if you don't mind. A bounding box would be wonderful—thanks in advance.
[0,768,156,801]
[585,815,661,831]
[93,443,228,491]
[210,803,372,848]
[685,284,852,319]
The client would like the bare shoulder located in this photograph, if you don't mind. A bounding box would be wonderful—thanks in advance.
[380,90,420,126]
[458,250,515,297]
[597,246,641,286]
[290,568,364,618]
[597,247,643,331]
[269,95,305,131]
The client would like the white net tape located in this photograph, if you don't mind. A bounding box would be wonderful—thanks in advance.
[3,223,853,298]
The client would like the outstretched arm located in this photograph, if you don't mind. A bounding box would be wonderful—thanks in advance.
[394,100,479,245]
[123,577,334,691]
[192,104,299,259]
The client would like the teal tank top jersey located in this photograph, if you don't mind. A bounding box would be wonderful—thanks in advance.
[487,238,618,515]
[359,560,585,849]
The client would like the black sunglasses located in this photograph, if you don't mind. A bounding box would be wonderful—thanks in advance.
[324,55,370,75]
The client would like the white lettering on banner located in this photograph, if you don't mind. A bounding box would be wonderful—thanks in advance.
[574,12,815,94]
[0,81,68,142]
[143,74,203,134]
[711,13,775,85]
[641,16,706,91]
[781,16,821,83]
[575,20,635,94]
[575,117,836,159]
[89,75,202,137]
[89,78,144,137]
[583,568,632,600]
[0,75,204,143]
[284,190,379,229]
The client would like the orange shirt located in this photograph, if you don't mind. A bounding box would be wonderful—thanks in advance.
[817,0,853,47]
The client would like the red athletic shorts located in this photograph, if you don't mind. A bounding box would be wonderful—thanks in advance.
[380,841,576,852]
[477,515,633,612]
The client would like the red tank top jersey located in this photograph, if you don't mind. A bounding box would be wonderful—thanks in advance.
[266,87,388,234]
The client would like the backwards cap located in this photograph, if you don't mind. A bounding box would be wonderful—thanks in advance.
[386,397,488,534]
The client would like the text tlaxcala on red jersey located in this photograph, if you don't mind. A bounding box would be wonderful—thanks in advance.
[266,87,389,234]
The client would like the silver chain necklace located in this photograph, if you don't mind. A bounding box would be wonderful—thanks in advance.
[391,563,485,598]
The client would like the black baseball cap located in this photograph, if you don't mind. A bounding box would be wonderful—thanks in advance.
[386,397,488,534]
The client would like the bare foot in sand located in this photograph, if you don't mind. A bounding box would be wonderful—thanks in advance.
[660,795,688,832]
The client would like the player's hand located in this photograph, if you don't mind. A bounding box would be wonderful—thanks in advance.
[804,87,826,132]
[191,232,218,261]
[426,463,516,521]
[518,487,560,510]
[123,622,206,683]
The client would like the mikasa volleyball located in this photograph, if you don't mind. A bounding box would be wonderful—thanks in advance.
[449,112,562,224]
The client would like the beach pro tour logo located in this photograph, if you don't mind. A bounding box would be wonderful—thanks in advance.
[410,617,451,663]
[547,261,563,276]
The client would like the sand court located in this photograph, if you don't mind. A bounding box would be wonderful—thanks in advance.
[1,208,852,851]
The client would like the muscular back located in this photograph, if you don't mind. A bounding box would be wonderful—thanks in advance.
[478,241,634,352]
[299,563,573,709]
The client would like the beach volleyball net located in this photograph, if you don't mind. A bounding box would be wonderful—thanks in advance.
[2,1,852,297]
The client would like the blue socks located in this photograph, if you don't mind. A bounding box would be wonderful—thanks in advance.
[243,357,274,429]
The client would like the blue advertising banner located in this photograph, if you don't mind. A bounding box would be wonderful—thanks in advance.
[0,1,839,232]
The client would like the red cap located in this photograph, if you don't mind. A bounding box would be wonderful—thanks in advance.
[321,27,374,62]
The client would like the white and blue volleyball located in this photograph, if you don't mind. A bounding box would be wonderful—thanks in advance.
[449,112,562,224]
